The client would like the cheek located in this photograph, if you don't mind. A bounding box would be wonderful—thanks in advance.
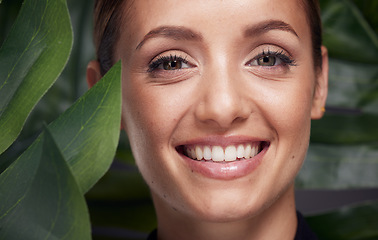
[273,94,312,135]
[122,88,183,144]
[257,75,315,169]
[262,78,314,137]
[120,82,193,208]
[120,74,187,177]
[121,89,169,191]
[121,86,165,161]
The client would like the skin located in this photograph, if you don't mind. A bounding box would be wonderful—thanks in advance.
[87,0,328,239]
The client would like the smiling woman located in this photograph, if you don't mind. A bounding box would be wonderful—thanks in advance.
[87,0,328,239]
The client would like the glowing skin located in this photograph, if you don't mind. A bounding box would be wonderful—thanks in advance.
[87,0,328,239]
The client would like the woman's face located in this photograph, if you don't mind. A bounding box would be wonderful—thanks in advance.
[115,0,327,221]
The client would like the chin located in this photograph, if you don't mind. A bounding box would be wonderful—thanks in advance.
[172,170,297,224]
[169,183,271,222]
[196,202,266,223]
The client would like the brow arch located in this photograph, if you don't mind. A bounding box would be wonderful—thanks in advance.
[136,26,203,50]
[244,20,299,38]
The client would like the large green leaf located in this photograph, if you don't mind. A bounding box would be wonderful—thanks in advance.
[23,61,121,193]
[297,143,378,189]
[320,0,378,63]
[0,0,95,173]
[323,59,378,113]
[306,201,378,240]
[311,113,378,144]
[0,60,121,238]
[297,0,378,189]
[0,127,91,240]
[0,0,73,154]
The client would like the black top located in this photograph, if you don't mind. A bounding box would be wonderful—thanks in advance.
[146,211,317,240]
[294,211,318,240]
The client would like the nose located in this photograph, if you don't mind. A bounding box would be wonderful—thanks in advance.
[194,66,250,129]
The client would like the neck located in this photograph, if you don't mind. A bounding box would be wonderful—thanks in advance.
[152,184,298,240]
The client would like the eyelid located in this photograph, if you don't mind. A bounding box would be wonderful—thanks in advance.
[148,51,196,72]
[148,55,186,72]
[247,47,297,67]
[145,50,199,82]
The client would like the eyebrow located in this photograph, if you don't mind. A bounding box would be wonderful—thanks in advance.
[135,20,298,50]
[244,20,299,39]
[136,26,203,50]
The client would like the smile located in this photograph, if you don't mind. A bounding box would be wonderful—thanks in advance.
[183,142,263,162]
[176,140,269,180]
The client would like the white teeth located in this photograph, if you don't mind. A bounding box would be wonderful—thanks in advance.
[203,146,212,160]
[236,144,244,158]
[195,146,203,160]
[251,145,258,157]
[245,144,252,158]
[212,146,224,162]
[185,143,262,162]
[190,148,196,159]
[225,146,237,162]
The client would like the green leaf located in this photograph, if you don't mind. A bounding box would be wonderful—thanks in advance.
[306,201,378,240]
[311,114,378,144]
[325,59,378,113]
[0,126,91,240]
[19,61,121,194]
[0,0,73,154]
[297,143,378,189]
[299,0,378,189]
[320,0,378,63]
[50,61,121,193]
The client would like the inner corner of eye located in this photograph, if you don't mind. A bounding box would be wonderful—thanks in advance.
[246,58,258,66]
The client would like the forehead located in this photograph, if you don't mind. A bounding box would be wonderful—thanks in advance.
[119,0,310,50]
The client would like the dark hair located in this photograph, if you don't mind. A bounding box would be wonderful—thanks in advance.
[93,0,126,76]
[300,0,323,72]
[93,0,322,75]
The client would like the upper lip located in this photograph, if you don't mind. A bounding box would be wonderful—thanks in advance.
[174,135,270,148]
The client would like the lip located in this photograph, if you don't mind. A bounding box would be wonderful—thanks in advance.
[175,136,270,180]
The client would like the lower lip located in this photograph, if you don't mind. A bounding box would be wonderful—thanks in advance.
[180,145,268,180]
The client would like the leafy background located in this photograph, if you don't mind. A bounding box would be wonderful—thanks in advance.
[0,0,377,239]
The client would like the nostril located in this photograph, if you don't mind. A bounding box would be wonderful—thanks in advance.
[193,74,252,129]
[195,104,250,129]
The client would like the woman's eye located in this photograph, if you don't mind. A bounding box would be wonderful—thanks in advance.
[250,55,282,67]
[148,55,192,72]
[257,56,279,66]
[162,59,188,70]
[247,50,296,68]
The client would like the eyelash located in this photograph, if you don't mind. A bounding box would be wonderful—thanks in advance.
[250,49,297,67]
[147,49,296,73]
[148,55,189,72]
